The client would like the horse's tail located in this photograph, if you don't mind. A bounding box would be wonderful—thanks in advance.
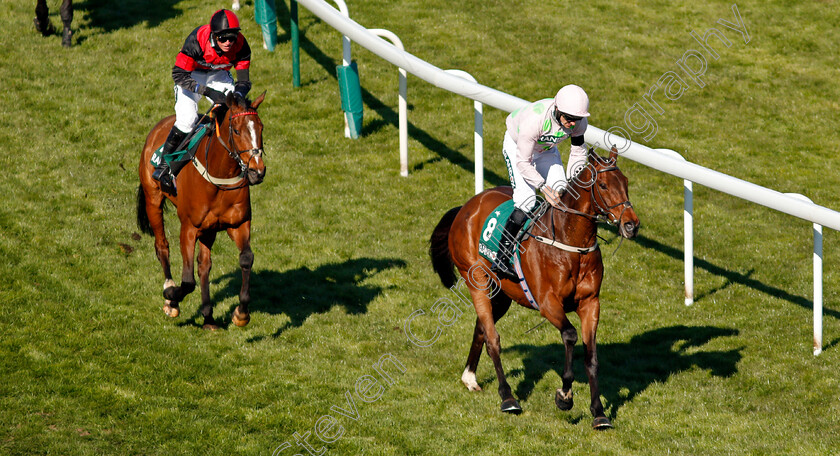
[429,206,462,289]
[136,185,154,236]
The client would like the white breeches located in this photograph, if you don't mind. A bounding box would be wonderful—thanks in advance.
[173,70,235,133]
[502,132,568,212]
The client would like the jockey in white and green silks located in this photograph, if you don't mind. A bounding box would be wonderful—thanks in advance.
[491,84,591,281]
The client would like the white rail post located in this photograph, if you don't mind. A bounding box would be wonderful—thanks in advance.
[786,193,824,356]
[330,0,352,137]
[329,0,351,65]
[369,29,408,177]
[656,149,694,306]
[815,222,824,356]
[445,70,484,194]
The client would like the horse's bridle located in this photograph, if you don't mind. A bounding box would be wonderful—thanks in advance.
[525,158,634,255]
[590,163,633,225]
[195,109,264,190]
[554,160,633,226]
[217,110,264,174]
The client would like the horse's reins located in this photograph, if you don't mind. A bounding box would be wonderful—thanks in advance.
[527,160,632,255]
[192,108,263,190]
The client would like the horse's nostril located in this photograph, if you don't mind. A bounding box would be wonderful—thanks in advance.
[248,168,265,184]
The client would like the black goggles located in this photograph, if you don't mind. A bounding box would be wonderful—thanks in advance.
[216,33,237,43]
[555,109,582,123]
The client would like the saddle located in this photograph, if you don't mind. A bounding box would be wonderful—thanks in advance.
[477,200,534,265]
[478,200,542,310]
[149,119,214,176]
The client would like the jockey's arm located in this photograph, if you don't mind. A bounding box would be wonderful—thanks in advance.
[234,68,251,97]
[567,135,588,179]
[515,136,546,189]
[172,65,199,93]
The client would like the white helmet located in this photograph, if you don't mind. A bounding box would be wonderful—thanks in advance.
[554,84,590,118]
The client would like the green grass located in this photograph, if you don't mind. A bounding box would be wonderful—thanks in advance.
[3,0,840,454]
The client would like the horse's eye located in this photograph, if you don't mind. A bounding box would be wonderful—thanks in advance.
[598,182,607,190]
[233,129,240,135]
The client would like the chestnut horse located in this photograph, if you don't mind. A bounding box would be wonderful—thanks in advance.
[136,92,267,329]
[429,147,639,429]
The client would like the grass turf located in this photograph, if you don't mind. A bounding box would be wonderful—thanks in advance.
[2,0,840,454]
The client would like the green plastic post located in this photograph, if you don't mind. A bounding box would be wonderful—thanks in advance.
[254,0,278,52]
[291,0,300,87]
[336,61,363,139]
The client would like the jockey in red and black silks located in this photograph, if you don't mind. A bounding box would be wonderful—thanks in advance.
[152,9,253,196]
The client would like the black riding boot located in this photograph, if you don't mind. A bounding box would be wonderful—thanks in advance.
[152,127,187,196]
[490,208,528,281]
[34,0,55,36]
[60,0,73,47]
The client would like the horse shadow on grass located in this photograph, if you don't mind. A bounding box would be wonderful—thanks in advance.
[177,257,406,339]
[502,325,742,421]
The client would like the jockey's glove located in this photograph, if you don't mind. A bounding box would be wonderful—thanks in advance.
[200,86,227,105]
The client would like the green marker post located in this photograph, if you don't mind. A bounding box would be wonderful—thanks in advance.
[254,0,278,52]
[291,0,300,87]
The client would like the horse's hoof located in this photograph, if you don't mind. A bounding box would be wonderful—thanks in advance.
[500,398,522,414]
[202,323,220,331]
[163,303,180,318]
[232,309,250,327]
[555,388,574,411]
[592,416,613,430]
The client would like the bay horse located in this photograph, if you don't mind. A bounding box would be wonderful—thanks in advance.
[429,147,639,429]
[136,92,267,330]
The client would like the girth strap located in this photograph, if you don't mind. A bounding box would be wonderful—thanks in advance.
[191,156,246,186]
[530,235,599,254]
[512,254,540,311]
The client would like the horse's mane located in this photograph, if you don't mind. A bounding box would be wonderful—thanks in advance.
[566,152,616,193]
[210,94,255,123]
[231,93,254,110]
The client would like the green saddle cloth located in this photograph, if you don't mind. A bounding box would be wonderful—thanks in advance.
[149,124,211,168]
[478,200,533,265]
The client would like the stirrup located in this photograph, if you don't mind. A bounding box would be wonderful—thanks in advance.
[152,166,165,181]
[157,171,177,196]
[490,261,519,282]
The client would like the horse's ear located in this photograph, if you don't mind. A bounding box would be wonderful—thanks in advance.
[252,91,267,109]
[210,103,224,118]
[609,145,618,162]
[587,146,597,161]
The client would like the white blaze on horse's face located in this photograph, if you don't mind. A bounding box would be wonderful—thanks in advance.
[247,119,260,165]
